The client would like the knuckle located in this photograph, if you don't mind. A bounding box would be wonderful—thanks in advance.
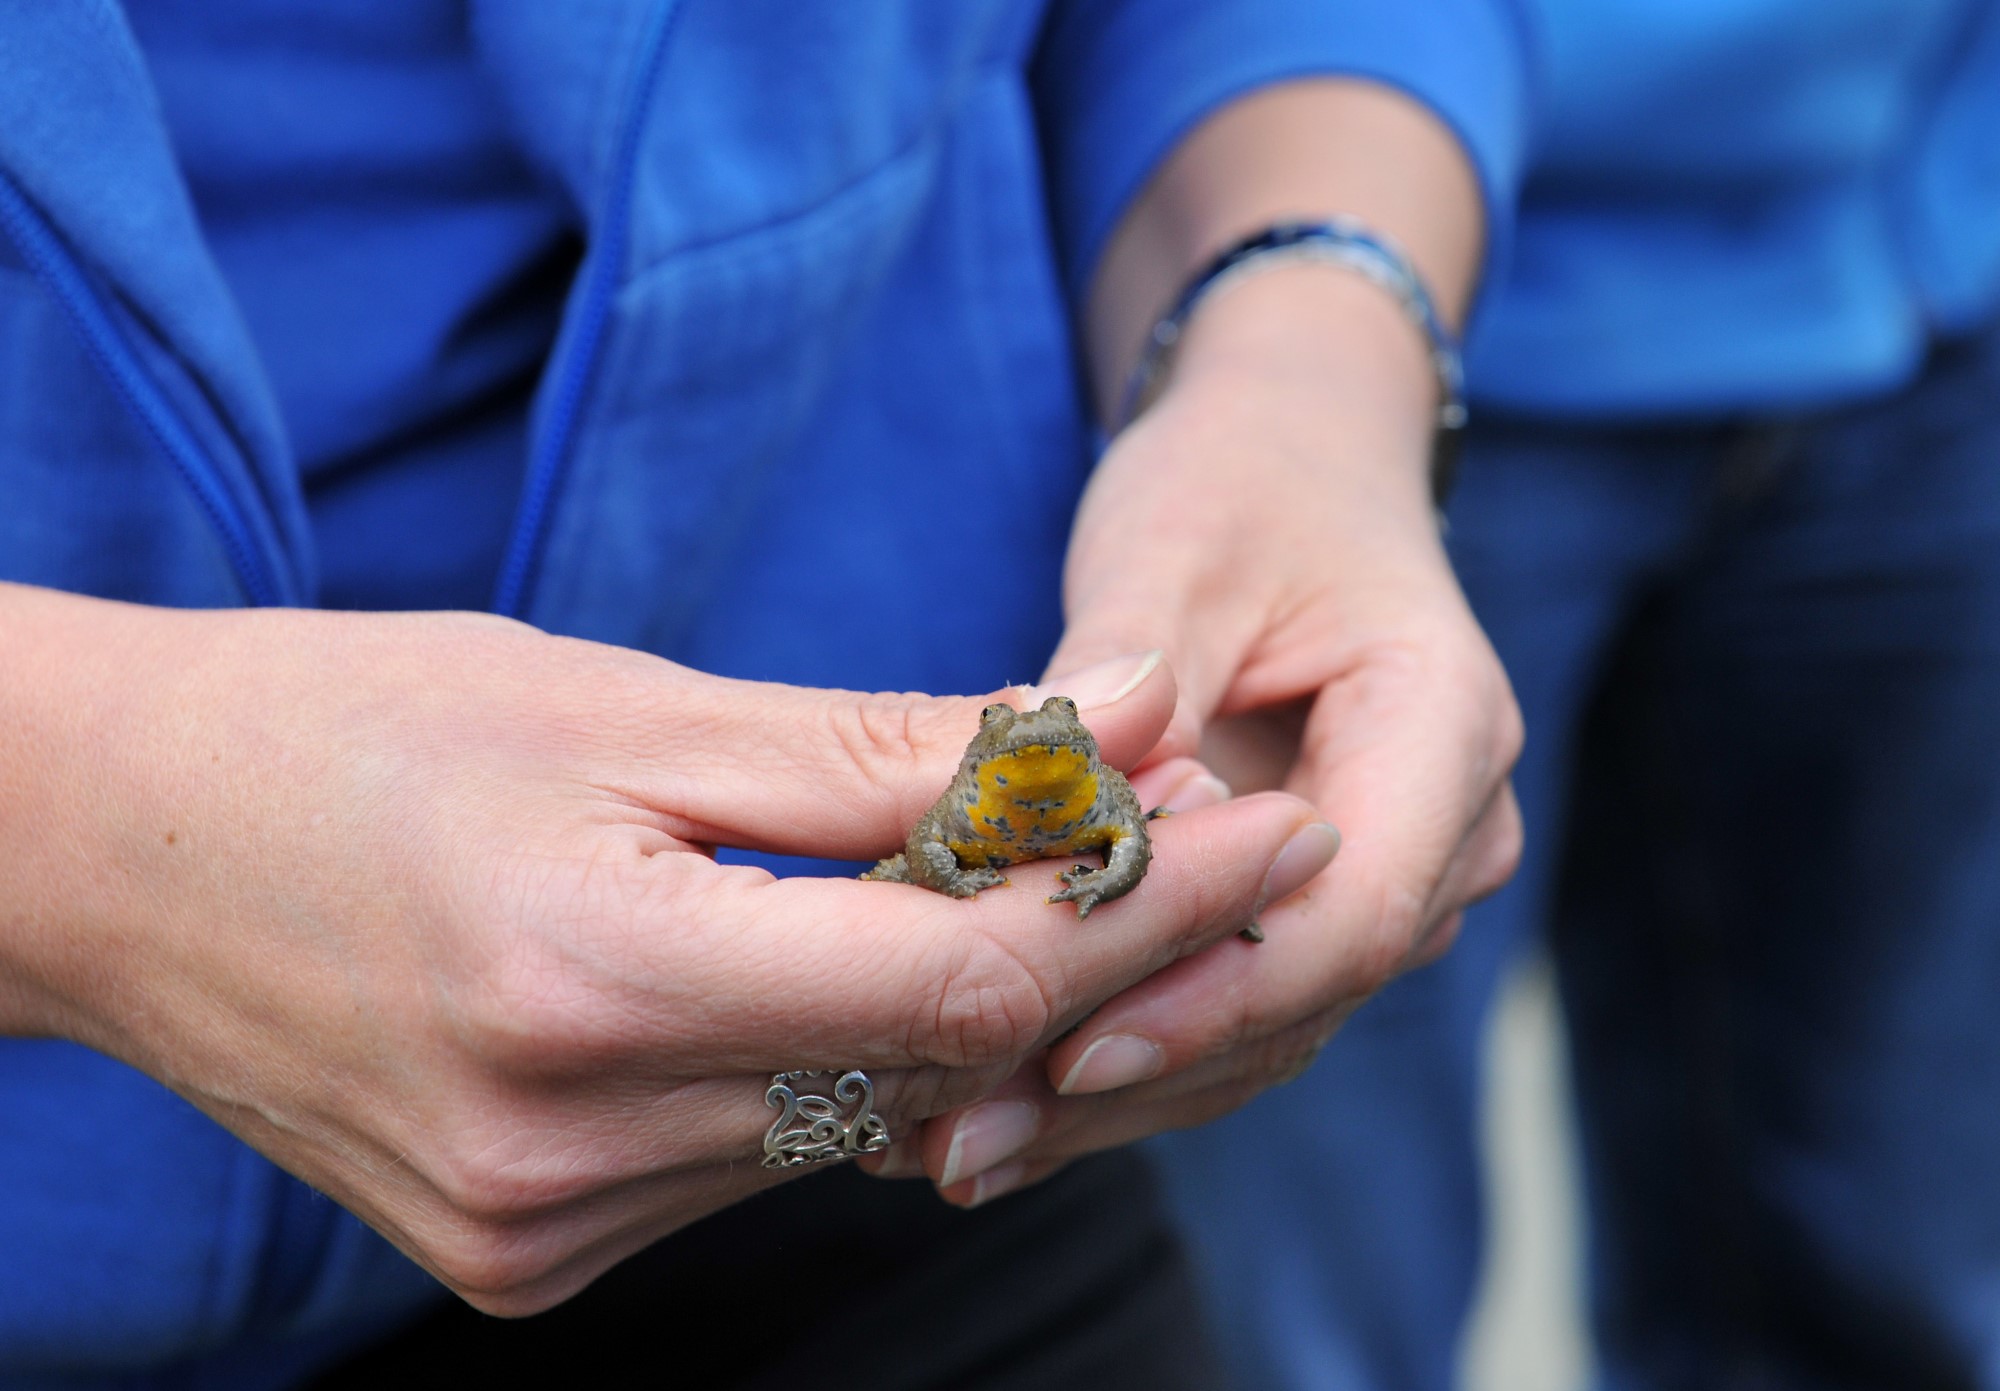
[1258,1040,1323,1091]
[822,694,927,793]
[1353,879,1429,997]
[1474,809,1526,901]
[1410,909,1467,968]
[1198,952,1313,1063]
[904,932,1055,1068]
[1450,784,1527,912]
[1202,931,1372,1067]
[424,1224,560,1312]
[449,942,598,1076]
[1464,641,1526,765]
[1493,686,1527,770]
[1365,894,1425,992]
[1209,974,1276,1057]
[1428,627,1524,779]
[819,693,985,830]
[1233,1010,1338,1091]
[424,1123,581,1226]
[444,883,672,1080]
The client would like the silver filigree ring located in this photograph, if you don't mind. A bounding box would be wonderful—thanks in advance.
[762,1069,892,1169]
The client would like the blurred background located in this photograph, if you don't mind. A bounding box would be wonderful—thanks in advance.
[1462,957,1591,1391]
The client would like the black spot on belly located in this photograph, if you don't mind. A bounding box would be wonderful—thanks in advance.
[994,773,1009,786]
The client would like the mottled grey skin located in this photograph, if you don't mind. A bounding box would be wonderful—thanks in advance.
[862,695,1152,919]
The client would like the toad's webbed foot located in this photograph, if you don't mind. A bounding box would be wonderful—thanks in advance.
[1048,826,1152,919]
[1048,866,1111,919]
[1049,861,1128,920]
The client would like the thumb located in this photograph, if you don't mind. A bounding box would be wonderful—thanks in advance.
[605,650,1176,861]
[1046,599,1211,764]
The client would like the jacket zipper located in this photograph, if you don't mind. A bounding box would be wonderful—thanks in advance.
[0,169,290,608]
[492,0,686,619]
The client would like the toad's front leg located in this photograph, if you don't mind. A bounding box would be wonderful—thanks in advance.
[878,838,1009,898]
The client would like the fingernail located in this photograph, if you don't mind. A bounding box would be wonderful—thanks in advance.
[1160,773,1231,813]
[1027,650,1163,711]
[967,1161,1028,1207]
[1058,1034,1164,1096]
[940,1100,1039,1188]
[1258,822,1340,914]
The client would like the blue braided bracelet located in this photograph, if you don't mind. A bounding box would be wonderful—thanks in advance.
[1119,219,1467,503]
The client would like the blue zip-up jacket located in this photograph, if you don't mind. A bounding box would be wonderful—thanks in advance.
[5,0,1998,1383]
[0,2,1531,1384]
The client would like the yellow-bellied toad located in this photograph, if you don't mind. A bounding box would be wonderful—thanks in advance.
[862,696,1151,918]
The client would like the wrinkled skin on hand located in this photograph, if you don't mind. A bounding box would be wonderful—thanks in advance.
[0,589,1334,1313]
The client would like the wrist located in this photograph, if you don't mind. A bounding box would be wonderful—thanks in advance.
[1085,79,1482,420]
[1149,266,1442,521]
[1122,220,1463,449]
[0,585,188,1041]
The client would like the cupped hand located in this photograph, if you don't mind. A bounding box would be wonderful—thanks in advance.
[0,587,1330,1313]
[886,275,1525,1205]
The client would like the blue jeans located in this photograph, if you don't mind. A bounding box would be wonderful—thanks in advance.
[1155,325,2000,1391]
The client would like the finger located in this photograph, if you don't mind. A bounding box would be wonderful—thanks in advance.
[937,1156,1071,1209]
[1126,756,1231,812]
[1036,873,1371,1097]
[1022,1008,1349,1162]
[1404,779,1524,970]
[400,1064,990,1207]
[1045,616,1218,767]
[589,649,1177,859]
[1285,659,1521,978]
[1440,778,1525,910]
[589,791,1337,1077]
[913,1008,1352,1197]
[1045,523,1276,765]
[357,1049,1013,1315]
[1043,661,1519,1095]
[1286,627,1523,885]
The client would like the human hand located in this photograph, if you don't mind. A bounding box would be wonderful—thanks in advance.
[0,585,1333,1312]
[884,270,1523,1204]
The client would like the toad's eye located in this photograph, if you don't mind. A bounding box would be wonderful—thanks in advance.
[1045,696,1077,715]
[981,704,1011,725]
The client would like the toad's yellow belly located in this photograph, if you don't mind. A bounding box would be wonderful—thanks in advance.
[944,744,1108,863]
